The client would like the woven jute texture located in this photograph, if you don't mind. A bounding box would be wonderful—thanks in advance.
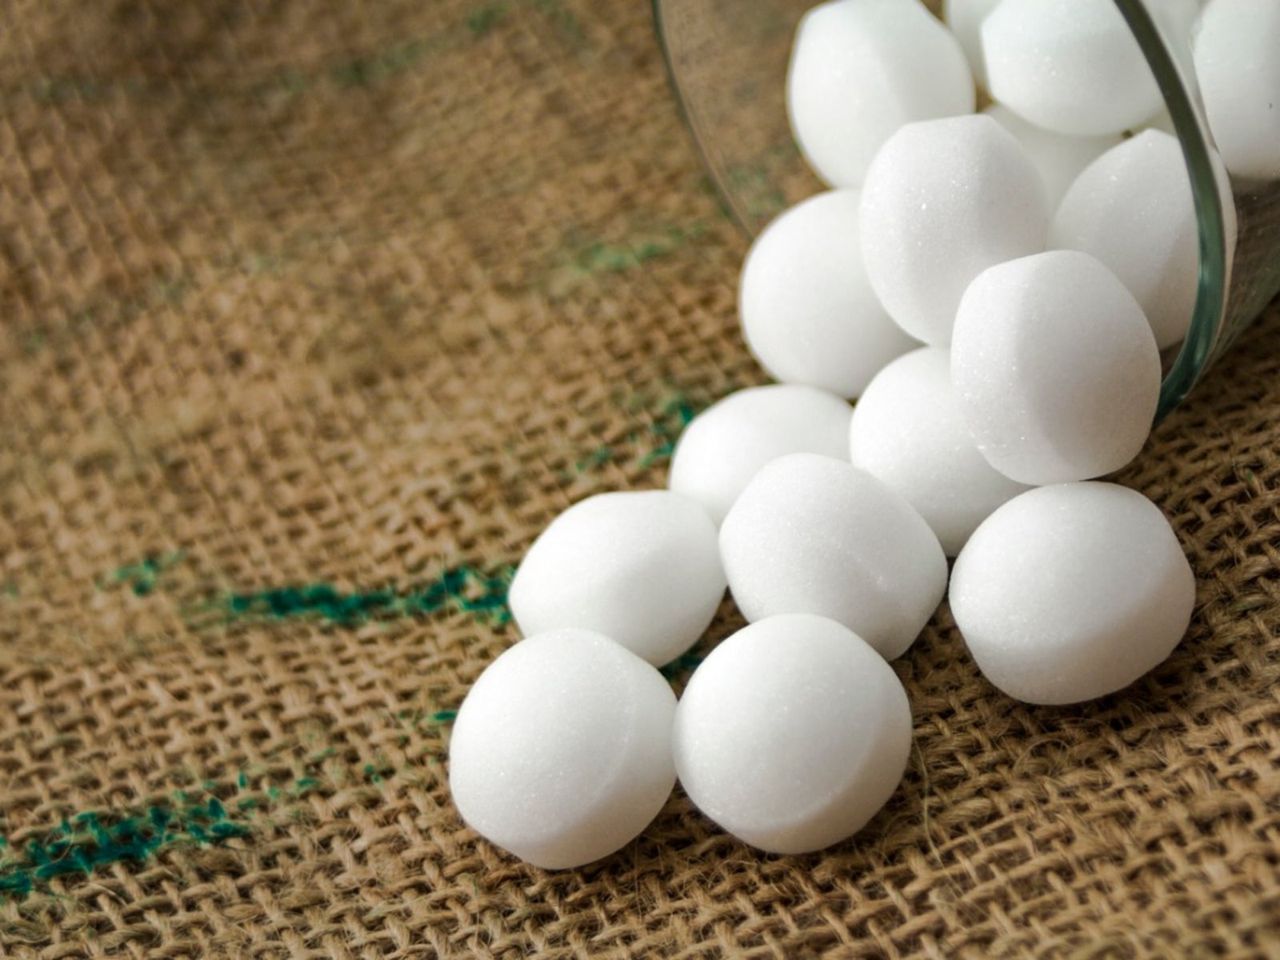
[2,1,1280,957]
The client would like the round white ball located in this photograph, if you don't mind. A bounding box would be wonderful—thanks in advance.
[952,250,1161,485]
[849,347,1030,557]
[508,491,725,666]
[719,452,947,660]
[669,385,853,526]
[1051,130,1237,350]
[859,114,1048,345]
[983,103,1121,210]
[740,190,917,397]
[944,0,1002,89]
[1194,0,1280,180]
[982,0,1162,136]
[787,0,974,187]
[951,483,1195,705]
[672,614,911,854]
[449,629,677,868]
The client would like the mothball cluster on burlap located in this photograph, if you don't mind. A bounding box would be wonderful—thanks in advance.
[444,0,1277,869]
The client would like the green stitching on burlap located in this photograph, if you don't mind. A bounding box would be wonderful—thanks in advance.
[0,750,448,901]
[467,3,509,36]
[330,39,432,88]
[0,797,248,899]
[563,390,703,478]
[639,394,699,468]
[659,649,704,680]
[219,564,514,626]
[101,552,184,597]
[569,225,706,276]
[532,0,587,46]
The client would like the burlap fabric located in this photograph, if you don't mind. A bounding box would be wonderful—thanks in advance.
[2,1,1280,957]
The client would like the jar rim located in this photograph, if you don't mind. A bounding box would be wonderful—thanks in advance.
[655,0,1236,423]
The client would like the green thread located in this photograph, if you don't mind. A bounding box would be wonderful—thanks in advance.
[533,0,587,45]
[659,650,704,680]
[330,39,431,88]
[570,225,704,275]
[220,564,514,627]
[362,757,395,786]
[575,445,614,473]
[393,708,460,745]
[0,796,248,899]
[639,394,700,468]
[102,552,184,597]
[251,34,448,98]
[467,2,509,35]
[564,391,703,478]
[0,754,435,901]
[545,222,707,296]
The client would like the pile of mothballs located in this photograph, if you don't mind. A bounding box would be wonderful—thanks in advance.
[450,0,1279,869]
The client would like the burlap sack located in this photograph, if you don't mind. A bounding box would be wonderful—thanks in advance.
[2,1,1279,956]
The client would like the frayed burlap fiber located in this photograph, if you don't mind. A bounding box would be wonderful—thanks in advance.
[2,1,1280,957]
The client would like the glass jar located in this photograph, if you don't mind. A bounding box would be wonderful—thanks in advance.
[654,0,1280,418]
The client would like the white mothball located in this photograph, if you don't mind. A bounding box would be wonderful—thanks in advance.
[740,190,916,398]
[859,115,1048,345]
[1194,0,1280,180]
[951,483,1195,705]
[983,103,1121,210]
[449,629,676,869]
[787,0,974,187]
[507,491,725,666]
[1051,130,1237,350]
[944,0,1001,89]
[669,385,853,526]
[951,250,1161,485]
[672,614,911,854]
[983,0,1162,136]
[849,347,1030,557]
[719,453,947,660]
